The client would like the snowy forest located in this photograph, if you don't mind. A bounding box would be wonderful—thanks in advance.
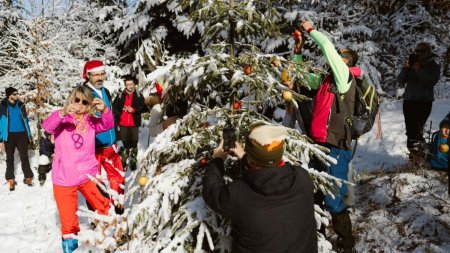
[0,0,449,252]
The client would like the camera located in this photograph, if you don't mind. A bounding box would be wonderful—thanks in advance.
[293,19,302,30]
[408,54,418,66]
[223,121,236,152]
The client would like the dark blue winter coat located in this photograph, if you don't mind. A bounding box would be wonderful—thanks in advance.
[39,135,54,157]
[0,98,32,142]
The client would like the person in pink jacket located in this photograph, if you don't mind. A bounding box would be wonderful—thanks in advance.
[42,86,114,253]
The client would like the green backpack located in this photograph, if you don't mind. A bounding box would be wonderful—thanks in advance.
[351,78,380,139]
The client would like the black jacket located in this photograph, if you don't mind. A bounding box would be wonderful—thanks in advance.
[202,158,318,253]
[112,90,148,127]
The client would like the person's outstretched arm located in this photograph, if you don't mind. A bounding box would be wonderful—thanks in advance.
[302,21,351,93]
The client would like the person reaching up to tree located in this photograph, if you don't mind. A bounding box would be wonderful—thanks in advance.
[146,82,187,138]
[82,60,125,214]
[202,124,317,253]
[282,20,320,135]
[0,87,34,191]
[296,20,361,253]
[112,75,148,171]
[42,86,113,253]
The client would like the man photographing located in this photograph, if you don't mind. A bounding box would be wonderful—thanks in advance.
[398,42,440,162]
[202,124,317,253]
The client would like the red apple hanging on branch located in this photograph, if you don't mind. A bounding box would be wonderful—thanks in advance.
[232,100,242,110]
[199,157,208,166]
[244,65,253,75]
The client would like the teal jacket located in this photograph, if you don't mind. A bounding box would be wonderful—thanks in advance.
[83,84,116,148]
[0,99,32,142]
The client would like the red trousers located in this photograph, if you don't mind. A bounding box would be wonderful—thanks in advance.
[95,146,124,195]
[53,180,110,236]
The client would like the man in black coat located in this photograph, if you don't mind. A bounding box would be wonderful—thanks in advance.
[202,124,317,253]
[112,75,148,171]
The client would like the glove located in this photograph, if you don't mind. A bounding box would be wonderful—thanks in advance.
[116,140,125,153]
[396,88,405,99]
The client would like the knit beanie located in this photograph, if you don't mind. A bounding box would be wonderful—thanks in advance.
[83,60,105,80]
[5,87,18,98]
[440,112,450,128]
[245,124,287,168]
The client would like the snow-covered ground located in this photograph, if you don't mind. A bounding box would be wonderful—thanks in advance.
[0,94,449,252]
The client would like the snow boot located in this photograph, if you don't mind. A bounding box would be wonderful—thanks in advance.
[331,209,355,253]
[121,150,129,171]
[38,174,46,186]
[62,238,78,253]
[23,177,34,187]
[38,164,50,185]
[8,179,16,191]
[129,148,138,171]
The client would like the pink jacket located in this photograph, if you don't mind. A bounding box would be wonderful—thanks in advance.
[42,109,114,187]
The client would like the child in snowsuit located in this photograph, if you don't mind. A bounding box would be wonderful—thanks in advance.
[430,113,450,170]
[38,132,54,185]
[42,86,113,253]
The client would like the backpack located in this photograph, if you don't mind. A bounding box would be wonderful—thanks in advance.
[350,78,380,139]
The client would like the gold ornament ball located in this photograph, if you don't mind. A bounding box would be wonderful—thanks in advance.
[439,144,449,153]
[138,176,148,186]
[282,91,293,101]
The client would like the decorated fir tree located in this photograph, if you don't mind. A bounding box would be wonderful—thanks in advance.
[111,1,347,252]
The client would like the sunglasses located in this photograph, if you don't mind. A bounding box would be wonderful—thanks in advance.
[11,92,19,96]
[74,97,89,105]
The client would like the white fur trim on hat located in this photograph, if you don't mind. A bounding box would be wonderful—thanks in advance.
[87,66,105,73]
[248,125,287,146]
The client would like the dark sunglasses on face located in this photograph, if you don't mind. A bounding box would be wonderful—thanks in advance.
[11,92,19,96]
[74,97,89,105]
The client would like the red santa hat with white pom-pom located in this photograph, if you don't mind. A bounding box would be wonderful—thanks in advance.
[82,60,105,80]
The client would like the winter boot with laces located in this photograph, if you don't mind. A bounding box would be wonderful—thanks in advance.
[8,179,16,191]
[331,209,355,253]
[62,238,78,253]
[23,177,34,187]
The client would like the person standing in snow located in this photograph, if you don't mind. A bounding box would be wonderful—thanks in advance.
[398,42,440,162]
[37,132,55,185]
[82,60,125,214]
[202,124,317,253]
[112,75,148,171]
[42,86,113,253]
[0,87,34,191]
[294,21,360,253]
